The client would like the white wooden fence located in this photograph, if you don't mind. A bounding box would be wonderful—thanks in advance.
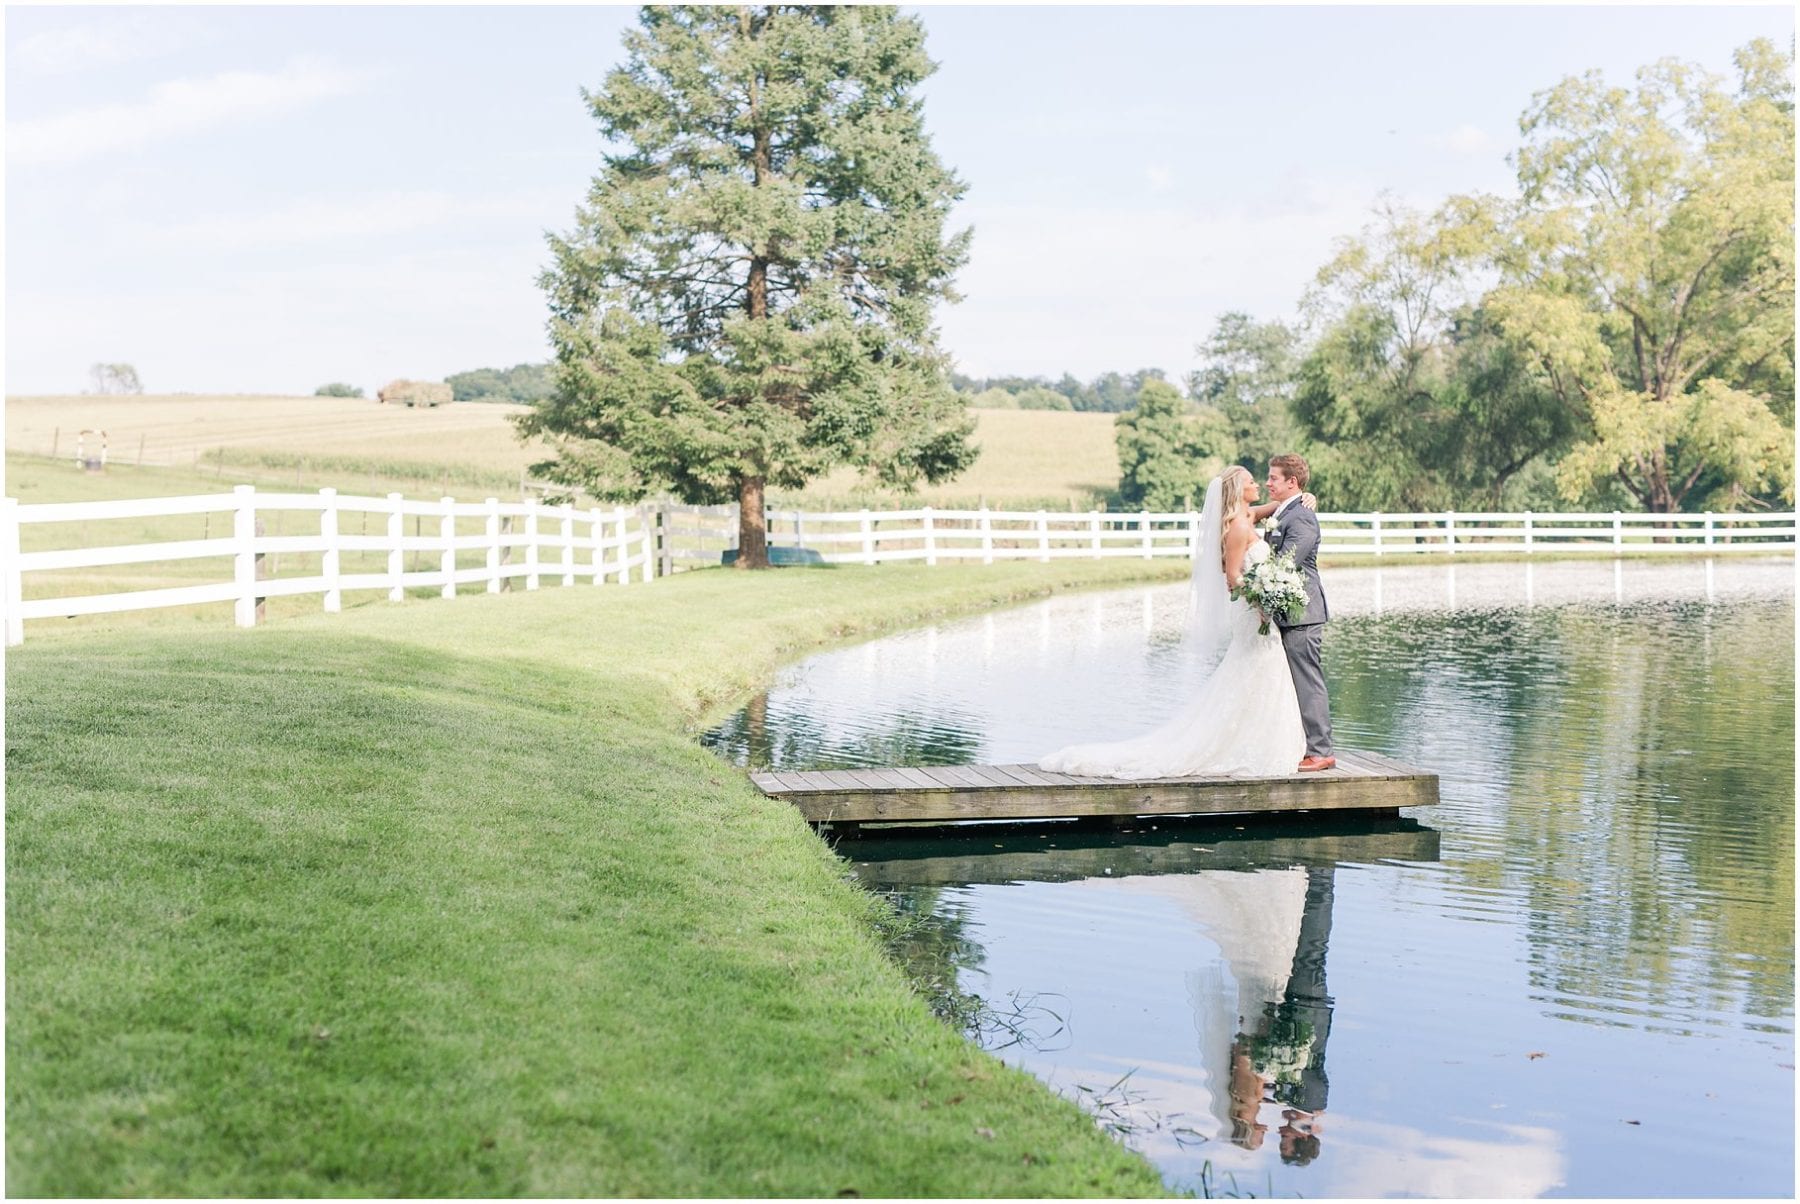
[4,489,1792,644]
[659,504,1798,566]
[4,486,655,645]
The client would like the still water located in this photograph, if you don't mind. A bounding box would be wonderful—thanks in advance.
[704,558,1795,1198]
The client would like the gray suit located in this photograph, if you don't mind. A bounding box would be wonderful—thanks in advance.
[1267,500,1333,757]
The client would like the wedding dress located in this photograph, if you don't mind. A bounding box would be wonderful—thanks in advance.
[1039,478,1306,778]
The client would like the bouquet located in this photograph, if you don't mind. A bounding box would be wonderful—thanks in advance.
[1230,549,1308,635]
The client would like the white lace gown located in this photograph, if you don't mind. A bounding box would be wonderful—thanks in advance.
[1039,539,1306,778]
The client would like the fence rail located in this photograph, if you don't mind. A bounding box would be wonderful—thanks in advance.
[4,489,1792,644]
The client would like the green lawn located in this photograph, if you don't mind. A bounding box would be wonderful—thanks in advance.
[7,558,1189,1197]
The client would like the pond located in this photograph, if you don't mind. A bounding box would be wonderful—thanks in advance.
[703,557,1795,1198]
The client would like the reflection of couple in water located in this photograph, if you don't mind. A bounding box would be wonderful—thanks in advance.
[1174,864,1336,1164]
[1229,1030,1322,1165]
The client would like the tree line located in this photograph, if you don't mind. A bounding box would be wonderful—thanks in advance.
[1119,39,1794,515]
[952,369,1169,412]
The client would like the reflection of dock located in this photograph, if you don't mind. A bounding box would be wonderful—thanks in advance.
[750,749,1437,827]
[844,819,1440,885]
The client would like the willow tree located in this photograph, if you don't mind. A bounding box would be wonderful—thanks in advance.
[524,5,976,567]
[1488,38,1795,512]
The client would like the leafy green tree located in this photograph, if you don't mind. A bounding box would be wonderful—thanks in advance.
[967,387,1018,410]
[1114,379,1228,510]
[449,363,554,404]
[314,382,364,398]
[1291,199,1580,509]
[1088,372,1134,413]
[447,367,506,401]
[1013,385,1073,411]
[525,5,975,567]
[1487,38,1795,512]
[1052,372,1098,411]
[1189,312,1313,477]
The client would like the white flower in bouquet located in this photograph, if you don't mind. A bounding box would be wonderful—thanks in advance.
[1229,549,1308,635]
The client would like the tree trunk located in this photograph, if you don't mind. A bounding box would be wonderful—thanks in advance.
[737,111,772,570]
[737,474,770,569]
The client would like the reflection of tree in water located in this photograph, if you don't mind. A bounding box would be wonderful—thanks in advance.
[870,886,987,1033]
[701,694,984,771]
[868,885,1075,1051]
[1329,598,1794,1029]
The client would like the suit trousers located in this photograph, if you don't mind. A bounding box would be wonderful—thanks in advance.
[1280,622,1333,757]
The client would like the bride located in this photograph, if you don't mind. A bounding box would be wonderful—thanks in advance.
[1039,466,1305,778]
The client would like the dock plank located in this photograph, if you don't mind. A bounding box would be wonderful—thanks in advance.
[1347,749,1415,777]
[931,764,994,791]
[750,748,1438,826]
[892,766,947,790]
[965,764,1024,789]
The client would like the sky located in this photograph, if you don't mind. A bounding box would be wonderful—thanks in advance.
[5,3,1793,397]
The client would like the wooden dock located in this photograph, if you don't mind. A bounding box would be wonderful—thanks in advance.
[750,749,1437,827]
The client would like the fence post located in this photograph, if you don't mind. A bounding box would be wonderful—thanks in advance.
[1523,511,1533,553]
[387,493,404,602]
[320,487,341,613]
[795,509,806,550]
[1612,510,1622,553]
[1090,511,1101,558]
[1140,510,1151,559]
[526,500,541,590]
[484,499,502,593]
[979,507,993,565]
[658,505,673,578]
[3,497,24,646]
[440,496,457,598]
[1704,511,1714,548]
[614,508,630,584]
[1037,510,1049,563]
[560,504,575,586]
[640,509,655,582]
[233,484,258,628]
[1373,512,1383,556]
[923,506,936,566]
[860,509,874,565]
[587,506,603,584]
[1444,510,1456,556]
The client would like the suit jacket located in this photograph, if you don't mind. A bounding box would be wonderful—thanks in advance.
[1268,500,1329,627]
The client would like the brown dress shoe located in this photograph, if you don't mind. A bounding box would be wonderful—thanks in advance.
[1297,755,1337,772]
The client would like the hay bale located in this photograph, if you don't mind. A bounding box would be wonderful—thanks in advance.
[377,379,454,407]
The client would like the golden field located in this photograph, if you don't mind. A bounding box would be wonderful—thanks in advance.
[4,394,1122,508]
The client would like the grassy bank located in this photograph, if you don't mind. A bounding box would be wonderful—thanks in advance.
[6,559,1188,1197]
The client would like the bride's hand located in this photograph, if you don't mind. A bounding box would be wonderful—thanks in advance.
[1301,491,1318,510]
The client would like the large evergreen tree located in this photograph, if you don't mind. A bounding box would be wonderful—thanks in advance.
[525,5,976,567]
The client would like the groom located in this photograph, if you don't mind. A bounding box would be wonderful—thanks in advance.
[1264,455,1334,772]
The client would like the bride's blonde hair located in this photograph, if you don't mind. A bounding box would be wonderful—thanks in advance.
[1218,466,1255,527]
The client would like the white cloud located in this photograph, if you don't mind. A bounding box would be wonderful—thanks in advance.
[5,245,555,395]
[940,182,1428,379]
[1146,164,1175,193]
[1322,1116,1566,1198]
[1435,123,1496,156]
[6,57,368,167]
[143,190,567,249]
[9,13,203,76]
